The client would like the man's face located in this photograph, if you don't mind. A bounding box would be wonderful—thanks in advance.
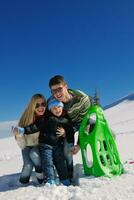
[51,84,68,102]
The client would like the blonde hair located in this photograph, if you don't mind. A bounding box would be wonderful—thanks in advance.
[18,94,47,127]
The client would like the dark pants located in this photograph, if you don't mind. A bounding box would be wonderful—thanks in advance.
[64,140,74,180]
[39,143,69,181]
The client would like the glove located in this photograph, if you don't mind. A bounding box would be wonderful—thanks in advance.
[12,126,24,135]
[18,127,25,134]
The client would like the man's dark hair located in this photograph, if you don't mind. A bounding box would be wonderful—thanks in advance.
[49,75,67,87]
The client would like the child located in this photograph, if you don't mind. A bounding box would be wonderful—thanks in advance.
[13,94,47,184]
[14,98,74,186]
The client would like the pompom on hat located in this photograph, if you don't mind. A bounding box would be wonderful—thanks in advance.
[48,98,64,111]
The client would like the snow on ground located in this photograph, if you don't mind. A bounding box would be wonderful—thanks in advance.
[0,98,134,200]
[0,134,134,200]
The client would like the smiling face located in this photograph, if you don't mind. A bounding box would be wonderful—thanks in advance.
[51,83,69,103]
[50,106,63,117]
[34,98,46,116]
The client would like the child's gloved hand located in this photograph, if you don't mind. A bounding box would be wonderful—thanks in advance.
[12,126,24,135]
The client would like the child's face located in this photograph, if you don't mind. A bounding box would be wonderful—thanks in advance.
[50,106,63,117]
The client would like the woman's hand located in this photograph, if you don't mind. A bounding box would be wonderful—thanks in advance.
[12,126,24,136]
[56,127,66,137]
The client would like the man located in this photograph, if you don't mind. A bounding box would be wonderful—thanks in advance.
[48,75,91,181]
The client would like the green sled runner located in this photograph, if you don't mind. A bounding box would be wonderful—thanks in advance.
[79,105,124,178]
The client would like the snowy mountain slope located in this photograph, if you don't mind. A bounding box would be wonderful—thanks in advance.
[104,93,134,109]
[104,94,134,135]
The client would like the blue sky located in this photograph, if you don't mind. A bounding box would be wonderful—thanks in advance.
[0,0,134,121]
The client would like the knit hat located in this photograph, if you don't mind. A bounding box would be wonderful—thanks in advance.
[48,98,64,111]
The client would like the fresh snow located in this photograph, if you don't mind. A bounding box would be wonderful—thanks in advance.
[0,97,134,200]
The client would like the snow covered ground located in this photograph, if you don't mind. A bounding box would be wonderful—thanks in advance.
[0,95,134,200]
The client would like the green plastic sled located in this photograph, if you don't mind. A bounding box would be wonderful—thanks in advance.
[79,105,123,177]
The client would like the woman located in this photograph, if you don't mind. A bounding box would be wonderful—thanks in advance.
[13,93,47,184]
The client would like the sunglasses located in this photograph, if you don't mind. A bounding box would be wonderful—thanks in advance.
[51,87,63,94]
[35,102,46,109]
